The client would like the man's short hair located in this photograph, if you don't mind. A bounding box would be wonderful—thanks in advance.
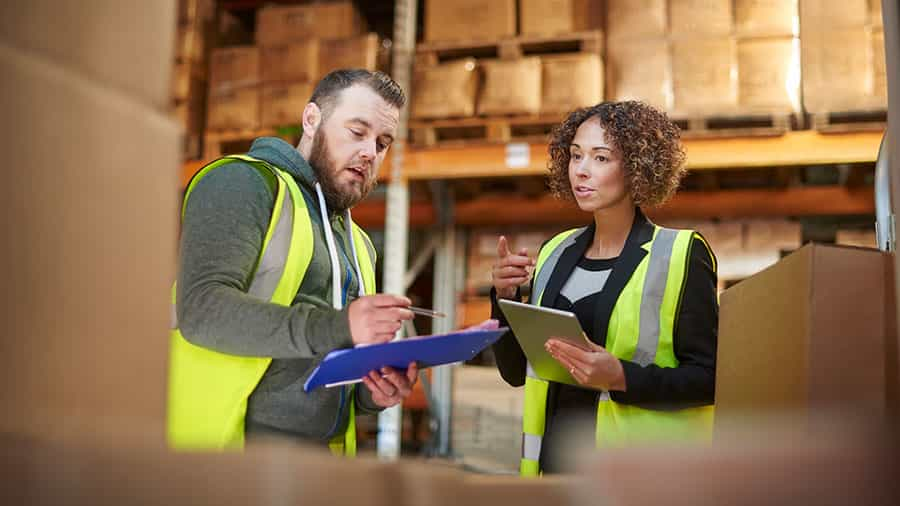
[310,69,406,118]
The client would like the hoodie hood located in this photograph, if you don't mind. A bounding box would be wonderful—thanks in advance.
[247,136,318,189]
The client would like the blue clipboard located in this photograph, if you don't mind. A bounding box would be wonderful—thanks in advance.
[303,327,508,392]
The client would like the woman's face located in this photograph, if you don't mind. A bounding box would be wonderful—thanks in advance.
[567,117,631,213]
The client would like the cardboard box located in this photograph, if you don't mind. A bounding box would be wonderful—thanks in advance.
[412,59,479,119]
[799,0,869,28]
[207,87,260,130]
[478,58,542,115]
[318,34,379,80]
[260,40,319,84]
[255,1,365,47]
[744,219,802,252]
[836,229,878,248]
[801,27,876,112]
[670,0,733,36]
[672,37,738,115]
[607,37,672,110]
[519,0,604,36]
[424,0,516,43]
[738,37,799,112]
[260,82,313,128]
[874,29,887,99]
[1,36,179,442]
[541,53,603,114]
[588,424,896,506]
[607,0,667,40]
[3,434,402,506]
[735,0,799,36]
[716,244,894,425]
[452,365,522,473]
[209,46,260,94]
[0,0,176,108]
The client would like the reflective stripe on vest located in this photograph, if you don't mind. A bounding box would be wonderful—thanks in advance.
[519,226,714,476]
[167,155,375,453]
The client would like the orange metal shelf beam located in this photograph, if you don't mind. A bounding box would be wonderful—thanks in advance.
[401,130,884,180]
[346,185,874,229]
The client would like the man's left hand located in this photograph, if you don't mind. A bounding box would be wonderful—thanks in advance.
[362,362,418,408]
[545,339,627,392]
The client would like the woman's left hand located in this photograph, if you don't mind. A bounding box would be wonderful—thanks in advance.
[545,338,627,392]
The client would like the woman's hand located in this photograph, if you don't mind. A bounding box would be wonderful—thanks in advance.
[545,338,627,392]
[492,236,535,299]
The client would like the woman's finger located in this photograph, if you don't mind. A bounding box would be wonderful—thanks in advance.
[494,265,530,278]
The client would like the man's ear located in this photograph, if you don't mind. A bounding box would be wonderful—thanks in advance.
[302,102,322,138]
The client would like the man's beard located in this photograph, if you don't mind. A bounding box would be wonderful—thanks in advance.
[308,129,377,214]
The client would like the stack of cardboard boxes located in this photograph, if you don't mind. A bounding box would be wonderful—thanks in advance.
[412,0,604,122]
[800,0,887,118]
[171,0,215,158]
[207,1,380,132]
[607,0,800,119]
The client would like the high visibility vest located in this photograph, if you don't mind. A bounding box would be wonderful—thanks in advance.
[520,226,715,476]
[166,155,376,453]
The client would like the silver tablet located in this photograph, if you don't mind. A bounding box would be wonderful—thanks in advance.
[497,299,591,386]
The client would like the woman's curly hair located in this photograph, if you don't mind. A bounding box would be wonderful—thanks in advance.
[547,101,687,207]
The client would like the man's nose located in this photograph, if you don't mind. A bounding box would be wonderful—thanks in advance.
[359,138,376,161]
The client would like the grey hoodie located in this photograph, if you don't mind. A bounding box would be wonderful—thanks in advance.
[176,137,383,444]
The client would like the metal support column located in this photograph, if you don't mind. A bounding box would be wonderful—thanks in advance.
[430,181,458,457]
[376,0,417,460]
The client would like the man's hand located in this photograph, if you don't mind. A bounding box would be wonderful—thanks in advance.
[545,338,627,392]
[362,363,418,408]
[492,236,535,300]
[348,294,414,346]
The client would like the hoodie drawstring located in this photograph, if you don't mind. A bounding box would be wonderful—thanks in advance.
[314,182,365,310]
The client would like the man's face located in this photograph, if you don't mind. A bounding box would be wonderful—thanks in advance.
[308,84,399,213]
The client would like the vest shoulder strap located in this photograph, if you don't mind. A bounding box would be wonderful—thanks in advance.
[533,227,586,306]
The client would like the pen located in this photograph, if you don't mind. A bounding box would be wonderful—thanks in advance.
[408,306,446,318]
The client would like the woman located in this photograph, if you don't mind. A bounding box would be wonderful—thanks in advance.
[490,101,718,476]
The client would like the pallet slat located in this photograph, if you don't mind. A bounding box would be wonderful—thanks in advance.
[409,114,565,147]
[810,110,887,133]
[416,30,603,66]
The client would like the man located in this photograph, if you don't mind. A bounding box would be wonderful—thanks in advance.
[167,69,417,452]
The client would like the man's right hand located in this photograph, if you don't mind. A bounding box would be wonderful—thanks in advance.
[348,294,414,346]
[492,236,535,300]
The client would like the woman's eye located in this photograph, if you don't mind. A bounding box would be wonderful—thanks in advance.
[377,142,387,151]
[350,129,364,138]
[571,153,582,161]
[595,156,607,162]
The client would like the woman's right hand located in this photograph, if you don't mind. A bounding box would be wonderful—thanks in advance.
[492,236,536,300]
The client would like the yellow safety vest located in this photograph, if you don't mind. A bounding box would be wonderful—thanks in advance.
[166,155,376,453]
[520,225,715,476]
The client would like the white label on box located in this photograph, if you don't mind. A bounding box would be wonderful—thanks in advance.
[505,143,530,169]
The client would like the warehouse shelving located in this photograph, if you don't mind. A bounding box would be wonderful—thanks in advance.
[183,129,882,183]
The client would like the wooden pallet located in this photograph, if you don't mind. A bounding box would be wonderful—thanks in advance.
[203,127,301,160]
[809,110,887,133]
[416,30,603,66]
[671,112,798,139]
[409,114,566,147]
